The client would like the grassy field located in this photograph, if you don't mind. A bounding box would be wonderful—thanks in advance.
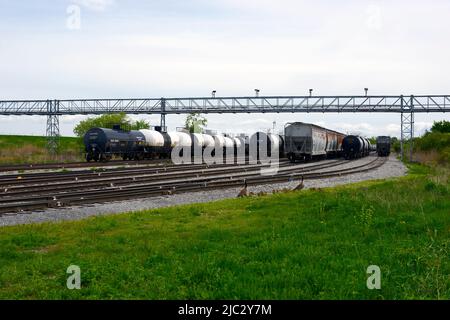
[0,135,84,164]
[0,163,448,299]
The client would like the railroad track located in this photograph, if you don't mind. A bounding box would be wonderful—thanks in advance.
[0,158,175,172]
[0,158,291,187]
[0,157,386,215]
[0,156,259,173]
[0,160,343,197]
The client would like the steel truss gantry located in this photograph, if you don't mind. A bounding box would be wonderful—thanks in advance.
[1,95,449,158]
[400,96,415,161]
[46,100,60,155]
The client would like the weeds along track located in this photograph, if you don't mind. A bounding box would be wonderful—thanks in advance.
[0,157,385,215]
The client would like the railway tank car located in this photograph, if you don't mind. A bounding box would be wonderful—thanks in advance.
[376,136,391,157]
[249,132,284,160]
[342,135,368,159]
[84,127,145,162]
[139,129,174,160]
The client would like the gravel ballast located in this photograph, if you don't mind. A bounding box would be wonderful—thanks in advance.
[0,155,407,227]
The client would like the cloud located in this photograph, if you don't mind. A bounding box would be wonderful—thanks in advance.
[71,0,114,11]
[385,123,400,135]
[414,121,433,135]
[1,1,450,137]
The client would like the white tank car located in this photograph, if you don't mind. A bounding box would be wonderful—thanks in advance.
[249,132,281,159]
[175,132,192,147]
[233,137,242,149]
[139,129,164,147]
[213,135,226,148]
[191,133,205,148]
[223,136,234,149]
[269,134,281,154]
[202,134,215,148]
[167,132,180,147]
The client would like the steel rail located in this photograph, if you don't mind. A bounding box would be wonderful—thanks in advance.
[0,159,292,187]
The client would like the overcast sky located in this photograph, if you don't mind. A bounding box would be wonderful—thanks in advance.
[0,0,449,137]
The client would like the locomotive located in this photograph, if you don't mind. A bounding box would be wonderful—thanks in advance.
[376,136,391,157]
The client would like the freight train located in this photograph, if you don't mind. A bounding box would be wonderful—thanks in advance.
[84,127,255,162]
[84,124,376,162]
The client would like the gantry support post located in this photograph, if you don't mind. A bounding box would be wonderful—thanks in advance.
[400,95,415,161]
[46,100,60,155]
[160,97,167,132]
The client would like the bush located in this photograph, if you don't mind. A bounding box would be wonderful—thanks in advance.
[413,132,450,165]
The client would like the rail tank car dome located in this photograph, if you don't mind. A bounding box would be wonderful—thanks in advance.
[139,129,164,147]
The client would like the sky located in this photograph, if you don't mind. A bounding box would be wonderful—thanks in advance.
[0,0,449,137]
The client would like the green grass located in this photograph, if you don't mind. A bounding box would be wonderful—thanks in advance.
[0,135,84,164]
[0,164,448,299]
